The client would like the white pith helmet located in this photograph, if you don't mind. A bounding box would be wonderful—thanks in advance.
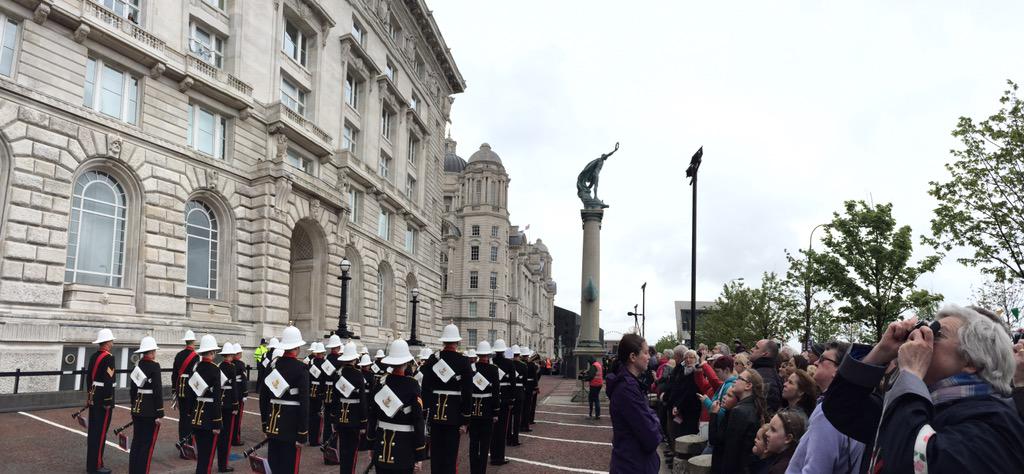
[93,329,114,344]
[182,330,196,342]
[325,334,343,349]
[197,334,219,354]
[268,337,280,350]
[340,342,359,362]
[492,339,508,352]
[381,339,413,365]
[374,349,385,359]
[476,341,493,355]
[511,344,521,355]
[467,349,477,358]
[277,326,306,351]
[134,336,158,354]
[439,323,462,342]
[358,354,373,366]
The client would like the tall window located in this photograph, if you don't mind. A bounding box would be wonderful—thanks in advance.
[415,54,425,79]
[469,271,478,289]
[102,0,140,23]
[491,226,499,238]
[203,0,225,10]
[443,196,453,212]
[0,16,18,78]
[474,181,482,204]
[283,21,307,66]
[468,301,477,317]
[470,245,479,261]
[380,107,393,141]
[488,329,497,343]
[378,153,391,180]
[342,122,359,152]
[468,329,478,348]
[405,175,416,200]
[489,302,497,318]
[405,226,416,253]
[185,201,219,299]
[388,15,402,43]
[376,270,385,325]
[409,94,418,111]
[280,77,306,116]
[65,171,127,287]
[348,189,361,223]
[377,209,390,239]
[352,19,364,45]
[189,24,224,68]
[384,58,396,81]
[84,58,139,124]
[471,225,480,236]
[286,148,313,175]
[407,136,419,164]
[187,104,228,159]
[489,272,497,290]
[489,245,498,262]
[442,274,448,292]
[440,251,448,264]
[344,74,360,109]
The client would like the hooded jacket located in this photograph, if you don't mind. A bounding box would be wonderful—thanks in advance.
[607,367,662,474]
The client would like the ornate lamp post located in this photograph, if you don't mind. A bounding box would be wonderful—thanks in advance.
[684,147,703,348]
[407,287,423,348]
[334,259,357,340]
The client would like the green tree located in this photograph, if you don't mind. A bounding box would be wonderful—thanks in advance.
[972,277,1024,327]
[653,333,682,353]
[810,201,943,342]
[698,273,802,347]
[927,80,1024,283]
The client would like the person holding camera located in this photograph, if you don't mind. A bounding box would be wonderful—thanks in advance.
[826,306,1024,473]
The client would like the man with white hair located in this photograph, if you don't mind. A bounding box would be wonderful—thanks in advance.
[831,305,1024,472]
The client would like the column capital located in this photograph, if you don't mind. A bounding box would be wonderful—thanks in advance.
[580,208,605,222]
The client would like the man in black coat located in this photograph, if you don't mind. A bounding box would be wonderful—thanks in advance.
[129,336,164,474]
[489,340,517,465]
[173,330,200,453]
[260,327,310,474]
[85,329,116,474]
[468,342,502,474]
[190,335,224,474]
[230,344,248,446]
[422,324,474,473]
[749,339,782,413]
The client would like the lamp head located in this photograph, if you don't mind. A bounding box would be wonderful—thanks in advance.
[411,287,420,298]
[341,259,352,272]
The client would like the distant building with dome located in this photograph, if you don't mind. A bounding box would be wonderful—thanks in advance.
[440,138,556,354]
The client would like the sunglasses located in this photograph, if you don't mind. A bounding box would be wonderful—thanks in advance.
[913,320,944,339]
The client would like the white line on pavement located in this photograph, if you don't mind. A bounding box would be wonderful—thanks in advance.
[115,404,179,422]
[520,433,611,446]
[536,410,603,418]
[18,411,124,451]
[534,419,612,429]
[506,456,608,473]
[540,403,589,409]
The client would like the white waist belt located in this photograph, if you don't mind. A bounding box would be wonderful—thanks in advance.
[339,398,360,404]
[499,383,511,386]
[526,379,534,382]
[137,389,153,394]
[222,386,233,390]
[434,390,460,396]
[92,381,106,387]
[271,399,299,406]
[197,397,214,402]
[472,393,492,398]
[235,376,243,382]
[378,421,413,432]
[312,382,321,385]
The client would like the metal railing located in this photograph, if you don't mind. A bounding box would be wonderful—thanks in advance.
[0,365,256,395]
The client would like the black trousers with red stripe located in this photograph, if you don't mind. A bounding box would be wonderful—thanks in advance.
[268,438,302,474]
[468,418,494,474]
[338,426,362,474]
[217,410,237,470]
[128,416,160,474]
[489,401,513,463]
[193,429,218,474]
[309,397,324,446]
[429,423,461,474]
[232,400,245,444]
[86,404,112,472]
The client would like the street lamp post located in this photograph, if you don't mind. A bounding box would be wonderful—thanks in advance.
[685,147,703,348]
[333,259,357,340]
[629,304,639,333]
[641,282,647,338]
[407,287,423,348]
[803,224,826,351]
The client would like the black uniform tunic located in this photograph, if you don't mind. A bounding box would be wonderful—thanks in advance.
[509,357,528,445]
[332,364,369,472]
[522,360,540,430]
[421,349,474,474]
[307,354,327,446]
[85,348,115,473]
[172,347,200,441]
[468,359,502,474]
[190,358,223,474]
[216,360,238,470]
[128,357,164,474]
[321,351,341,450]
[259,354,310,474]
[231,357,248,445]
[489,353,518,464]
[367,371,427,473]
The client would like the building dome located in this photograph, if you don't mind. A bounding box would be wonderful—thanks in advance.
[534,239,548,253]
[468,143,503,165]
[444,152,467,173]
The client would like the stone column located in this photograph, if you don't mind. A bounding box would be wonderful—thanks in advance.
[577,208,605,364]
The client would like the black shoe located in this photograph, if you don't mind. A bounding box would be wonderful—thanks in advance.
[231,441,244,446]
[522,428,533,432]
[491,460,509,466]
[218,467,234,472]
[94,469,112,474]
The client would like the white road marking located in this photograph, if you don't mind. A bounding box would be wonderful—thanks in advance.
[19,411,124,451]
[540,403,589,409]
[534,419,612,429]
[506,456,608,473]
[520,433,611,446]
[115,404,179,422]
[536,410,602,418]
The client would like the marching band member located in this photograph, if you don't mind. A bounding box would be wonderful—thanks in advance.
[216,342,239,472]
[230,343,248,446]
[307,342,327,447]
[421,324,474,474]
[468,341,501,474]
[260,326,310,474]
[509,345,527,446]
[85,328,116,474]
[190,335,224,474]
[367,339,427,474]
[335,341,368,474]
[488,339,517,466]
[173,330,200,455]
[322,334,344,464]
[128,336,163,474]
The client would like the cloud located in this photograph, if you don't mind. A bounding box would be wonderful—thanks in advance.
[430,0,1024,341]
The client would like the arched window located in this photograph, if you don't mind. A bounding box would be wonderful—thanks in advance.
[185,200,218,299]
[65,171,127,287]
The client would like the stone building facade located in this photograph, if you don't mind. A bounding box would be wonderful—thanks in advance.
[0,0,502,392]
[440,139,556,355]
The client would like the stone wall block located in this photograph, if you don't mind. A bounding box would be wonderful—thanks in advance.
[41,212,68,229]
[0,101,18,127]
[43,178,71,197]
[76,128,96,157]
[45,265,64,284]
[17,107,48,127]
[9,187,32,206]
[8,206,43,225]
[67,139,86,165]
[23,263,47,282]
[48,230,67,246]
[49,115,79,137]
[36,246,65,265]
[0,281,62,304]
[12,170,44,192]
[34,160,56,179]
[26,226,50,245]
[30,192,54,209]
[5,122,28,142]
[27,126,69,150]
[2,261,23,279]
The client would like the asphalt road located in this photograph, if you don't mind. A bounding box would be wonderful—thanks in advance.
[1,377,613,473]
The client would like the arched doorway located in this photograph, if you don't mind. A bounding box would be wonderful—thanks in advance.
[289,220,326,339]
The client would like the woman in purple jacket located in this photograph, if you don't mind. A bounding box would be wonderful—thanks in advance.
[607,333,663,473]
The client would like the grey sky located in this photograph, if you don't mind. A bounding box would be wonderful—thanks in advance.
[431,1,1024,343]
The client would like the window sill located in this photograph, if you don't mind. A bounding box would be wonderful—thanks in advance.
[186,297,231,321]
[62,283,137,314]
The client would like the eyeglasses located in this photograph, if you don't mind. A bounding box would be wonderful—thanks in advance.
[737,375,750,383]
[817,356,839,367]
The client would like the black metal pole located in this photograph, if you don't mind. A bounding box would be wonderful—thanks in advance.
[407,292,422,347]
[335,264,356,340]
[690,174,697,348]
[641,282,647,339]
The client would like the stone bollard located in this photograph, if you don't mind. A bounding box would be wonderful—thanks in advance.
[673,434,707,460]
[686,454,712,474]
